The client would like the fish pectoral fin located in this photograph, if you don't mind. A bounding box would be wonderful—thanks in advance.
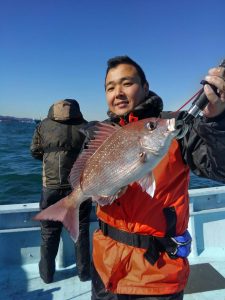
[136,172,156,198]
[33,196,80,242]
[92,194,118,206]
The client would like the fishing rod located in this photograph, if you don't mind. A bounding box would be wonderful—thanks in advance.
[183,58,225,124]
[176,58,225,138]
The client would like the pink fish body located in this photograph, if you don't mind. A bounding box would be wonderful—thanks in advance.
[34,118,179,241]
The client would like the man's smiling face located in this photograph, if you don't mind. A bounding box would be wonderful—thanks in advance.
[105,64,148,116]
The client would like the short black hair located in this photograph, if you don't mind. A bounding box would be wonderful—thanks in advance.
[105,55,148,88]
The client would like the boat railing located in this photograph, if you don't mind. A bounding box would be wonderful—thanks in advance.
[1,186,225,268]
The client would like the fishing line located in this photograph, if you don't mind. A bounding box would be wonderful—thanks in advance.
[174,88,203,112]
[167,87,203,119]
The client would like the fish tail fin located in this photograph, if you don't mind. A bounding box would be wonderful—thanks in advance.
[33,196,80,242]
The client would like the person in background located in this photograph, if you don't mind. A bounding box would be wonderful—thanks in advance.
[30,99,92,283]
[89,56,225,300]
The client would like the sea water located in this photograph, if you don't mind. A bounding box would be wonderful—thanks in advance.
[0,121,42,204]
[0,121,224,205]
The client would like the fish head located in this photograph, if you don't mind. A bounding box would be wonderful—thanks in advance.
[139,118,179,156]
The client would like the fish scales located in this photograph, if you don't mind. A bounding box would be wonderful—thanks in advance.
[82,129,141,195]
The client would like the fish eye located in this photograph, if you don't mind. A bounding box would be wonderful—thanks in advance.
[146,121,157,131]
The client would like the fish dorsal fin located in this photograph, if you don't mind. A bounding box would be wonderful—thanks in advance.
[69,122,120,189]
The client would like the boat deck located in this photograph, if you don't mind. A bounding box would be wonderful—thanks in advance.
[1,258,225,299]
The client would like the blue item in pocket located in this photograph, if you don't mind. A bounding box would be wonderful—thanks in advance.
[170,230,192,258]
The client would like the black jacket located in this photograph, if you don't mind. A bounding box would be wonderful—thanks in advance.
[30,100,88,188]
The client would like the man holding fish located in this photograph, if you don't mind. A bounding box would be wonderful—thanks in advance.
[34,56,225,299]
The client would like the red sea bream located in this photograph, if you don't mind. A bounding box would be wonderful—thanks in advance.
[34,118,179,241]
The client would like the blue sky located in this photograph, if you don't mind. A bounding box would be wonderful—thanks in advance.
[1,0,225,121]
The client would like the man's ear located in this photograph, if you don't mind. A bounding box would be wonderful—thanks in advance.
[144,81,149,96]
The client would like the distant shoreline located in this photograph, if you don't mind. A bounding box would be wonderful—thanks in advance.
[0,115,40,124]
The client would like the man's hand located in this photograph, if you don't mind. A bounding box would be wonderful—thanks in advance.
[203,66,225,118]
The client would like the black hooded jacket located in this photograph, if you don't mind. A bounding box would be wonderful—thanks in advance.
[30,99,88,188]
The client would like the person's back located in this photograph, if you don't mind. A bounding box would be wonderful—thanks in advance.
[31,99,92,283]
[31,99,87,187]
